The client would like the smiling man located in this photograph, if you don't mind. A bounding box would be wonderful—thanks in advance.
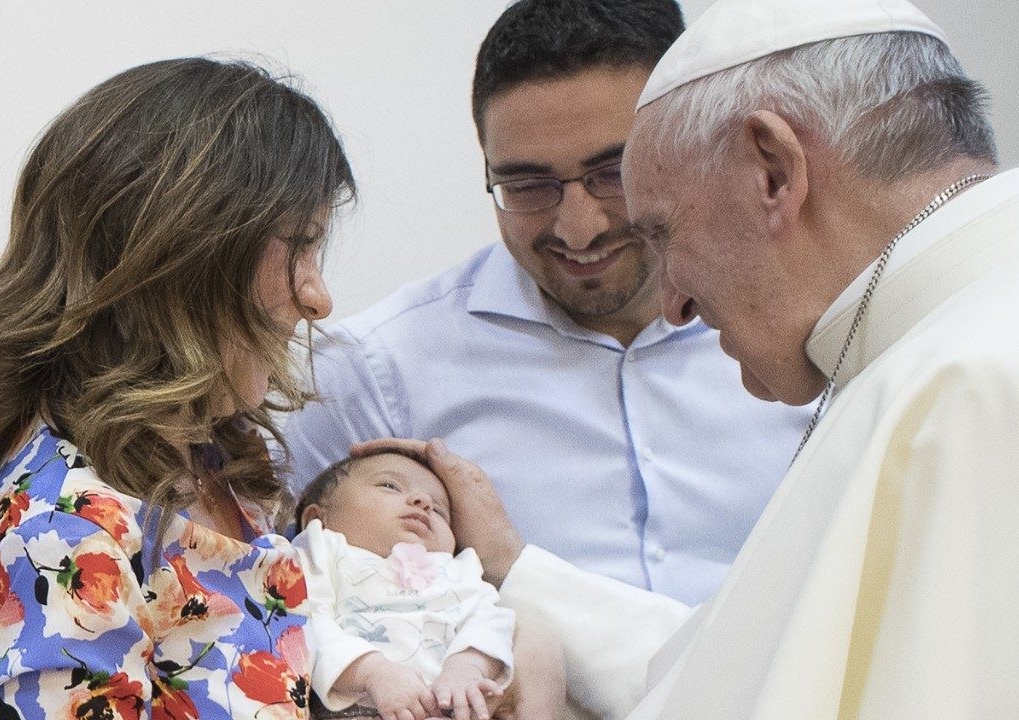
[481,63,657,346]
[284,0,810,607]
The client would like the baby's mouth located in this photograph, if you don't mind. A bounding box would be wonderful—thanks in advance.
[401,513,431,532]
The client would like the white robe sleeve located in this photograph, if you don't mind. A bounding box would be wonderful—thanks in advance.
[441,547,516,688]
[498,545,693,720]
[291,521,380,711]
[834,358,1019,719]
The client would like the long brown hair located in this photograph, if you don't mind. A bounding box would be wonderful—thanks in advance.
[0,57,355,522]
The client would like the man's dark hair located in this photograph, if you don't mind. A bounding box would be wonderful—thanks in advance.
[471,0,684,141]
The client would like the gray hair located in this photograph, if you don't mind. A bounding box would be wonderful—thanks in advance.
[635,32,997,182]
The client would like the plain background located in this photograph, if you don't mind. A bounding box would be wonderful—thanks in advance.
[1,0,1015,317]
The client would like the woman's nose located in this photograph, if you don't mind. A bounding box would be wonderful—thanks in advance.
[299,266,333,321]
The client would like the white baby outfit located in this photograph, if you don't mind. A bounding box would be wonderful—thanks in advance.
[293,519,515,712]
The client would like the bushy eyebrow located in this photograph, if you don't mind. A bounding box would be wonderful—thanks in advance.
[487,143,626,179]
[581,143,626,169]
[487,160,552,177]
[630,219,668,244]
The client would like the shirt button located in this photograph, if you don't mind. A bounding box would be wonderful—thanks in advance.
[640,446,654,462]
[626,352,637,362]
[648,545,666,563]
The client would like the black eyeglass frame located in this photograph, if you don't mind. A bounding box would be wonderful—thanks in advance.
[485,161,625,213]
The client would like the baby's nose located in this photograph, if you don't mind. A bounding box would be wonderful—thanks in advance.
[408,491,432,510]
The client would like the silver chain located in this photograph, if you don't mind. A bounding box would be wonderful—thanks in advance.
[791,173,991,463]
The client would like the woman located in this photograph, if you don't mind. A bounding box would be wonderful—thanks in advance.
[0,57,350,717]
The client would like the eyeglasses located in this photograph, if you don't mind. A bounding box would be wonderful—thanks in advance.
[486,161,624,213]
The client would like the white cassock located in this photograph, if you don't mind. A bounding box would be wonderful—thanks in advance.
[500,168,1019,720]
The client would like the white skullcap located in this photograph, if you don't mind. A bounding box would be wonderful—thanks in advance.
[637,0,948,108]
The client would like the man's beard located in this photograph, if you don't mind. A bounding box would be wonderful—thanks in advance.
[536,234,654,321]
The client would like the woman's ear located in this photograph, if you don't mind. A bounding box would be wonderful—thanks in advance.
[300,503,323,530]
[741,110,808,232]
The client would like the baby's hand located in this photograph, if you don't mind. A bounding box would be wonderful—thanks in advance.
[431,650,504,720]
[356,653,438,720]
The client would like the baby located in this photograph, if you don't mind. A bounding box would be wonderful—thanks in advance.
[292,450,514,720]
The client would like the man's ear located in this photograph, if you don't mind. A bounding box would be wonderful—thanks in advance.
[741,110,808,231]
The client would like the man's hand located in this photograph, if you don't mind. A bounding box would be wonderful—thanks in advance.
[349,438,525,586]
[431,649,504,720]
[340,652,438,720]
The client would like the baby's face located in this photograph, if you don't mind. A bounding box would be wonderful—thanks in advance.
[315,453,455,556]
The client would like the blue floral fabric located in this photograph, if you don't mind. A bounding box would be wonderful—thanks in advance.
[0,426,314,719]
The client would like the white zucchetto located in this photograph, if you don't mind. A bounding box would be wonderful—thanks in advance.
[638,0,948,109]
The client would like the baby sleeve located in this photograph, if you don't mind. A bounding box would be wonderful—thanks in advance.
[290,520,379,710]
[443,547,515,688]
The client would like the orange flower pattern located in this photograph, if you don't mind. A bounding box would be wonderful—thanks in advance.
[57,489,134,544]
[0,426,316,718]
[0,563,25,633]
[232,626,311,717]
[152,674,200,720]
[0,473,31,538]
[234,651,303,706]
[63,662,145,720]
[60,551,124,615]
[264,556,308,612]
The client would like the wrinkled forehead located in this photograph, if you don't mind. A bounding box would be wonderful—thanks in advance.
[623,99,674,174]
[621,120,672,224]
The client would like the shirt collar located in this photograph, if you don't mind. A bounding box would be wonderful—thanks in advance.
[466,243,691,349]
[467,242,549,323]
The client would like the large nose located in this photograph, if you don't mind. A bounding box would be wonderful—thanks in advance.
[298,265,333,321]
[661,264,691,326]
[552,180,613,251]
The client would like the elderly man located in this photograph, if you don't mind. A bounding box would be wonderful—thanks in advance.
[285,0,809,607]
[355,0,1019,718]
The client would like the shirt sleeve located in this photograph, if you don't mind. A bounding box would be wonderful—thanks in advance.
[290,521,379,711]
[498,545,693,720]
[442,548,516,688]
[0,510,152,716]
[282,325,403,495]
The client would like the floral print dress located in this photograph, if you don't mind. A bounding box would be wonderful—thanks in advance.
[0,425,314,719]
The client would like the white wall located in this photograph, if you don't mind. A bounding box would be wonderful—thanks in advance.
[1,1,1015,318]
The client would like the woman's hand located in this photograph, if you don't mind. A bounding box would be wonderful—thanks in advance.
[349,438,525,587]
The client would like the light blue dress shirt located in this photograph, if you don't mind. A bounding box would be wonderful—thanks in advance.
[284,243,812,605]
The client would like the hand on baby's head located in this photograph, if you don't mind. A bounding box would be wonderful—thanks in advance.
[298,452,456,556]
